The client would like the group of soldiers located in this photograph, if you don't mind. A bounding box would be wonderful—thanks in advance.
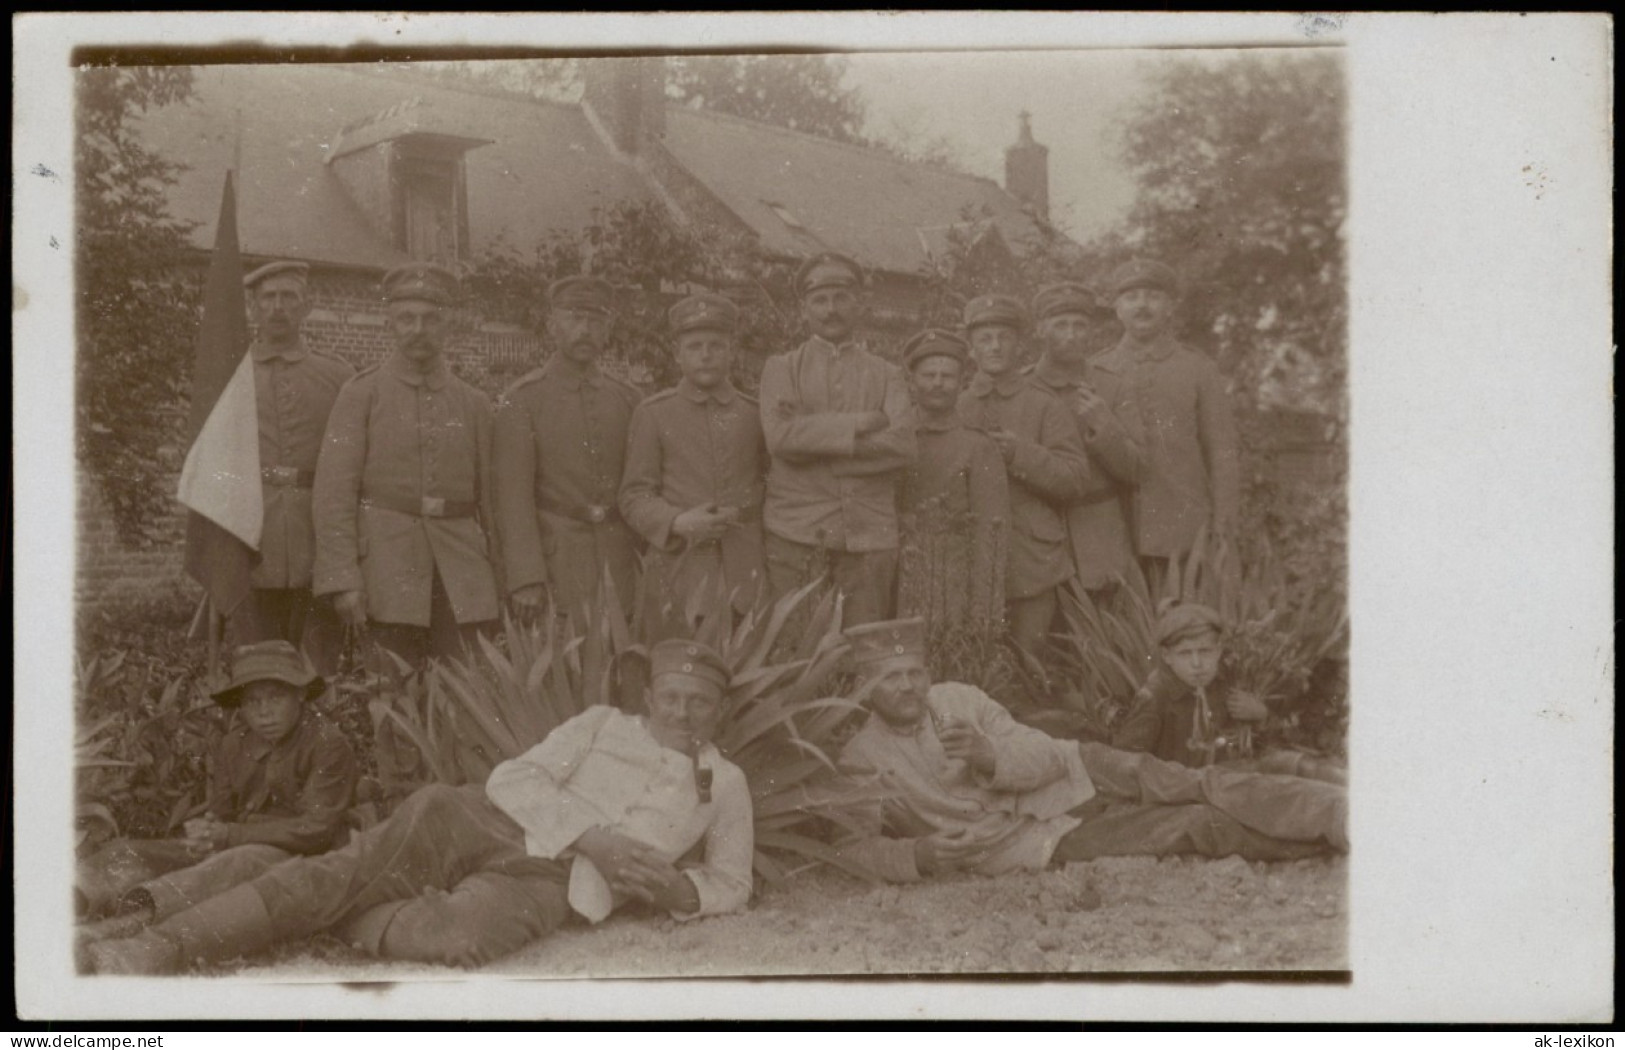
[235,247,1238,672]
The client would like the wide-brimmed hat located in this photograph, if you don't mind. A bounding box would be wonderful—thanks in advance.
[211,640,325,708]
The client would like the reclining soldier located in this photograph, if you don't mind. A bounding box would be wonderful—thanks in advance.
[85,639,753,974]
[831,618,1346,883]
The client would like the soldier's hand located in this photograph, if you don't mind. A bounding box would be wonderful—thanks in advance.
[511,583,548,612]
[938,720,997,777]
[855,410,890,436]
[673,505,729,543]
[574,827,676,900]
[988,429,1019,463]
[333,590,368,628]
[1226,689,1269,722]
[1074,386,1108,424]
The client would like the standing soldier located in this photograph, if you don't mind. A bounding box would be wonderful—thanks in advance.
[759,253,915,627]
[620,293,767,637]
[312,263,502,670]
[896,328,1009,636]
[1025,282,1145,598]
[494,277,643,622]
[1092,260,1241,588]
[957,294,1090,654]
[237,261,353,672]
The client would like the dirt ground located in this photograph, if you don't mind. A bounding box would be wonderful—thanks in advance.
[234,854,1347,979]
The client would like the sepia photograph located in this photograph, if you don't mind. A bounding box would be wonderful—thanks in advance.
[13,10,1613,1024]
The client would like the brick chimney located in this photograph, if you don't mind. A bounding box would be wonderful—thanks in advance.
[582,56,667,155]
[1004,110,1049,222]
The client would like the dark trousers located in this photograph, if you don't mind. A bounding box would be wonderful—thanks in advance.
[1053,742,1347,863]
[78,839,290,920]
[234,588,342,676]
[764,533,898,627]
[366,571,493,676]
[248,784,571,967]
[1006,587,1059,655]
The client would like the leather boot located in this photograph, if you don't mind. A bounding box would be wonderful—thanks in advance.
[91,884,280,974]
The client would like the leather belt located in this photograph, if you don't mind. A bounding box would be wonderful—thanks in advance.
[261,466,316,488]
[537,494,621,526]
[361,494,477,519]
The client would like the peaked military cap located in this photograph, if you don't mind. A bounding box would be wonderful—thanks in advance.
[902,328,969,371]
[549,275,616,316]
[1032,281,1112,322]
[649,638,731,692]
[211,640,325,708]
[962,293,1026,331]
[1107,258,1180,299]
[845,617,927,670]
[1154,601,1225,647]
[381,262,460,306]
[244,260,310,291]
[795,252,865,296]
[669,292,739,336]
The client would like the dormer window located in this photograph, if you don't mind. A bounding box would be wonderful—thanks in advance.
[327,99,492,265]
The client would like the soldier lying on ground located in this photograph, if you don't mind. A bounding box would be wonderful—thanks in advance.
[1113,600,1347,785]
[84,639,754,974]
[830,618,1346,884]
[76,642,357,944]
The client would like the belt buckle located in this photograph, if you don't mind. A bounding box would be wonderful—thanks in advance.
[586,504,607,524]
[269,465,298,485]
[421,496,446,518]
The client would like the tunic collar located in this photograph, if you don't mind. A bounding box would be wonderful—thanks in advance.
[916,410,962,434]
[1029,355,1089,390]
[251,338,308,364]
[385,351,449,389]
[1120,332,1180,363]
[967,370,1026,398]
[806,334,863,358]
[677,377,738,405]
[542,355,604,391]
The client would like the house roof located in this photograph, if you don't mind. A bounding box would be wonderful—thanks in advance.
[139,64,650,269]
[661,105,1050,276]
[138,63,1058,277]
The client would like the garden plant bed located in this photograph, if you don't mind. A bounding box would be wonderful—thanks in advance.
[227,854,1348,980]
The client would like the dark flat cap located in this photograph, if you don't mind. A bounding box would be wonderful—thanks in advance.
[795,252,865,296]
[1107,258,1180,299]
[649,638,731,692]
[382,262,460,306]
[901,328,969,371]
[1154,602,1224,647]
[549,275,616,316]
[845,617,927,670]
[244,260,309,290]
[1032,282,1112,322]
[962,293,1026,331]
[669,293,739,336]
[211,640,324,708]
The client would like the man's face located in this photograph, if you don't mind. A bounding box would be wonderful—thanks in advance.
[1161,631,1223,692]
[1113,286,1176,341]
[238,681,304,745]
[1038,311,1108,367]
[645,672,725,756]
[907,354,965,416]
[674,329,735,391]
[801,285,860,344]
[968,323,1022,377]
[861,654,934,729]
[253,276,309,345]
[389,299,448,368]
[547,307,612,366]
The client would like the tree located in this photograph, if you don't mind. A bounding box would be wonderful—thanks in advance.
[1110,52,1347,417]
[666,54,868,145]
[76,66,200,543]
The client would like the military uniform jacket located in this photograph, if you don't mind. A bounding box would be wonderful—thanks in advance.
[493,356,643,609]
[207,708,358,854]
[1025,357,1145,589]
[312,353,501,627]
[957,374,1090,599]
[759,337,916,553]
[251,341,354,590]
[1091,335,1241,558]
[619,378,767,611]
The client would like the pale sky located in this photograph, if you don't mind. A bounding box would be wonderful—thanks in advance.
[842,49,1161,241]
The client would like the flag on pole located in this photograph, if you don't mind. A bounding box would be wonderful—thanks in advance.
[178,171,262,617]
